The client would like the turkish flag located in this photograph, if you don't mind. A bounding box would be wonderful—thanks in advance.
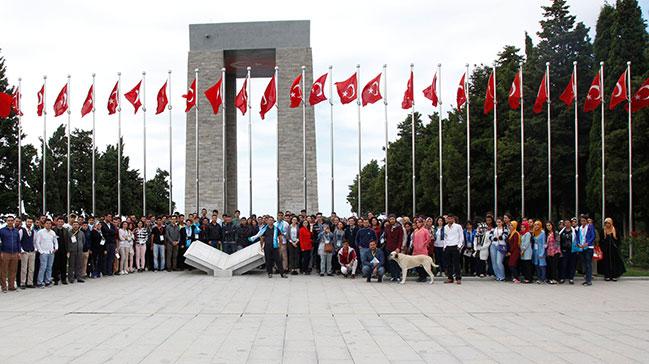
[81,85,94,117]
[361,73,382,106]
[335,73,357,105]
[37,85,45,116]
[609,69,628,110]
[156,81,168,115]
[0,92,11,118]
[12,88,23,116]
[423,73,438,107]
[108,81,120,115]
[260,75,276,120]
[508,71,521,110]
[559,70,576,107]
[235,78,248,115]
[309,73,328,106]
[401,70,414,109]
[289,73,303,108]
[53,84,69,117]
[584,71,602,112]
[125,81,143,114]
[183,79,197,112]
[533,71,548,114]
[204,78,223,114]
[484,72,496,115]
[457,73,467,110]
[628,76,649,112]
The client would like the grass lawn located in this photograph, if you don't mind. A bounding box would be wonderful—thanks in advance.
[625,266,649,277]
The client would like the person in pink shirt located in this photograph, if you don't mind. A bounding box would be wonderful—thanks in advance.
[411,218,432,282]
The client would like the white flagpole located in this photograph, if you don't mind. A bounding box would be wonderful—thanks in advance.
[17,78,22,216]
[92,73,96,216]
[142,71,147,217]
[168,70,173,215]
[383,64,388,216]
[493,65,498,218]
[466,64,471,221]
[275,65,280,213]
[66,74,71,218]
[221,67,227,213]
[627,61,633,256]
[410,63,415,217]
[246,66,253,216]
[573,61,578,218]
[329,65,335,214]
[546,62,552,221]
[194,68,199,215]
[302,65,307,212]
[42,75,47,215]
[117,72,122,217]
[520,63,525,218]
[357,64,362,217]
[437,63,443,216]
[600,62,605,227]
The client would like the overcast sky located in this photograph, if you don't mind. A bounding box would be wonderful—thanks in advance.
[3,0,617,217]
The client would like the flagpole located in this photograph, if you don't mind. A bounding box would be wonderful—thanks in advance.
[383,64,388,216]
[92,73,96,216]
[302,65,307,212]
[247,66,252,216]
[437,63,443,216]
[17,78,22,216]
[493,65,498,218]
[573,61,578,219]
[221,67,227,213]
[117,72,122,217]
[546,62,552,221]
[329,65,335,214]
[142,71,147,217]
[600,62,605,227]
[275,65,280,213]
[627,61,633,256]
[66,74,71,218]
[42,75,47,215]
[168,70,173,215]
[194,68,199,215]
[519,63,525,218]
[357,64,362,217]
[410,63,415,217]
[466,64,471,221]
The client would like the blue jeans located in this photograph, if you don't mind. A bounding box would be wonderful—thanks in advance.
[490,244,505,280]
[153,244,165,270]
[359,248,369,266]
[37,253,54,285]
[362,264,385,279]
[581,249,593,283]
[535,265,547,281]
[223,242,237,254]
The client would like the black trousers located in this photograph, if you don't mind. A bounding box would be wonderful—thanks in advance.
[53,248,68,282]
[288,243,300,270]
[547,254,560,281]
[520,260,534,282]
[104,243,115,275]
[444,246,462,280]
[300,249,312,273]
[264,245,283,275]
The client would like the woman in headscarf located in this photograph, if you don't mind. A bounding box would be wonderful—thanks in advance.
[545,221,561,284]
[532,220,547,284]
[598,217,626,281]
[507,220,521,283]
[519,221,533,283]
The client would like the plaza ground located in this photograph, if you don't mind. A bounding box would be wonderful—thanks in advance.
[1,270,648,364]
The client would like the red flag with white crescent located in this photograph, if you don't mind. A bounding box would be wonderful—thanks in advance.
[532,70,548,114]
[156,81,168,115]
[37,85,45,116]
[483,72,495,115]
[456,73,467,110]
[609,69,628,110]
[361,73,382,106]
[423,73,439,107]
[559,70,576,107]
[289,73,303,108]
[335,73,358,105]
[53,84,69,117]
[12,87,23,116]
[584,70,602,112]
[235,78,248,115]
[204,78,223,114]
[508,70,521,110]
[107,81,120,115]
[125,81,143,114]
[183,79,197,112]
[0,92,11,118]
[260,75,276,120]
[309,73,328,106]
[401,70,414,109]
[81,84,94,117]
[628,76,649,112]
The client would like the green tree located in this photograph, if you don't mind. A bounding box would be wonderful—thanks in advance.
[146,168,175,216]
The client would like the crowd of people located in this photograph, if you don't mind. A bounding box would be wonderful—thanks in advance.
[0,207,627,292]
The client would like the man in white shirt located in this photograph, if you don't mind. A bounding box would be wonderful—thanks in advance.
[443,215,464,284]
[34,219,58,288]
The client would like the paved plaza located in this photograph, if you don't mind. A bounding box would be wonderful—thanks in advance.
[1,271,648,364]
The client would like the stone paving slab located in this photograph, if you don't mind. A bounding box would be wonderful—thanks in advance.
[1,270,648,363]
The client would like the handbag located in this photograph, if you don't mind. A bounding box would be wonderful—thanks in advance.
[324,242,333,253]
[593,246,604,261]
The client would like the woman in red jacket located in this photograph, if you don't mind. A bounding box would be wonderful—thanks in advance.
[507,220,521,283]
[299,220,313,275]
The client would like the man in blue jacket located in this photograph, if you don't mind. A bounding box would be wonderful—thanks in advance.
[578,215,596,286]
[0,216,22,292]
[362,240,384,282]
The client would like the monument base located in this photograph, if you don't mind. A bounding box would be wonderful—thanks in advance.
[183,241,265,277]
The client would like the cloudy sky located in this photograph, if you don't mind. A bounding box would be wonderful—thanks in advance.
[3,0,614,216]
